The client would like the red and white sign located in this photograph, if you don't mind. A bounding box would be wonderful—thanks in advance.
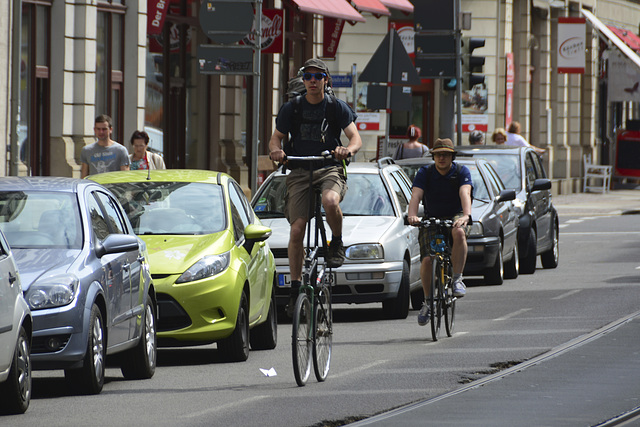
[394,21,415,60]
[356,112,381,131]
[241,9,284,54]
[557,17,586,74]
[148,0,170,36]
[505,52,515,127]
[323,18,346,59]
[460,114,488,133]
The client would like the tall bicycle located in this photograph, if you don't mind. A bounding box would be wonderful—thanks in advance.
[418,218,456,341]
[284,152,335,387]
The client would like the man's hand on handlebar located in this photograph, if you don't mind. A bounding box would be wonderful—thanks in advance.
[269,149,285,163]
[407,215,420,226]
[332,146,351,161]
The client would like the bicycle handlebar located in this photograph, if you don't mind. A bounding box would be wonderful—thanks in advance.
[283,150,334,162]
[415,218,454,228]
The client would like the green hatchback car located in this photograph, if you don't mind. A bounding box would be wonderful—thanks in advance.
[91,170,277,362]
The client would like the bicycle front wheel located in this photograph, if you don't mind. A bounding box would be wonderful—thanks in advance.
[313,285,332,382]
[443,258,455,337]
[292,293,313,387]
[429,258,442,341]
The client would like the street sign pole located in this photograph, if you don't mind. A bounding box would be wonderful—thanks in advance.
[384,25,396,159]
[250,1,262,193]
[455,0,462,146]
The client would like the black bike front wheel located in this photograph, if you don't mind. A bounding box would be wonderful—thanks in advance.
[292,293,313,386]
[429,259,442,341]
[313,285,332,382]
[444,260,455,337]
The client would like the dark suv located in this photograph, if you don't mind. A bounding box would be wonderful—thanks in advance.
[457,145,559,274]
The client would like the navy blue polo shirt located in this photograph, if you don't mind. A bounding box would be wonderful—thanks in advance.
[412,162,473,218]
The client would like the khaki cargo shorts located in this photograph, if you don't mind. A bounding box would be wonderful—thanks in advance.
[285,165,347,224]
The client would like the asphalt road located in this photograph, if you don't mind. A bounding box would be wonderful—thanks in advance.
[3,191,640,427]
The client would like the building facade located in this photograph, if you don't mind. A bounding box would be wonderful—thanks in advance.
[2,0,639,194]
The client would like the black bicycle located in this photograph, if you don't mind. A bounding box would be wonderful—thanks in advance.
[284,152,336,386]
[418,218,456,341]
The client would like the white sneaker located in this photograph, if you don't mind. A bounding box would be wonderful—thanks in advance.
[417,302,431,326]
[453,279,466,297]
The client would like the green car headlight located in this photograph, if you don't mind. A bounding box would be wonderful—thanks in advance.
[176,252,231,283]
[468,221,484,238]
[27,274,79,310]
[345,244,384,260]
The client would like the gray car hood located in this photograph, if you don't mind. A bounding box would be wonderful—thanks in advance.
[13,248,81,291]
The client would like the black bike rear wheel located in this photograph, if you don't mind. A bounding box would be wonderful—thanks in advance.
[429,259,442,341]
[292,293,313,387]
[313,285,332,382]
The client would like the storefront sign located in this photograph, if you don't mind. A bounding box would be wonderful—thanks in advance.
[505,52,514,127]
[148,0,170,36]
[241,9,284,54]
[323,18,345,59]
[356,112,381,131]
[557,17,586,74]
[608,51,640,102]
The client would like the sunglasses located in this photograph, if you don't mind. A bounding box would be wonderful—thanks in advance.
[302,72,327,81]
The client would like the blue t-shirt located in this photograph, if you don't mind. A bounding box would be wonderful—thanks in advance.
[275,96,356,156]
[412,162,473,218]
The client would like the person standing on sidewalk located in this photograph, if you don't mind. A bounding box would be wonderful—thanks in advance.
[268,58,362,314]
[407,138,473,325]
[81,115,130,178]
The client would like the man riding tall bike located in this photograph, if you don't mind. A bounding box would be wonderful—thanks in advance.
[407,138,473,325]
[268,58,362,315]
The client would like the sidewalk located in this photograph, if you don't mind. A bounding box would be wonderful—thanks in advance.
[351,312,640,427]
[553,188,640,216]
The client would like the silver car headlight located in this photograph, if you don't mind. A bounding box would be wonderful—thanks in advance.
[176,252,230,283]
[27,274,79,310]
[468,221,484,238]
[345,244,384,260]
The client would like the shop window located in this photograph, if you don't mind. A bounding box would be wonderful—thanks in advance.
[96,2,125,143]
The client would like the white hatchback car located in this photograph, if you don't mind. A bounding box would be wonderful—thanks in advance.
[252,160,422,319]
[0,229,32,414]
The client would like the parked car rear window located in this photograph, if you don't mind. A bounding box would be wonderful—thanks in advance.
[0,191,82,249]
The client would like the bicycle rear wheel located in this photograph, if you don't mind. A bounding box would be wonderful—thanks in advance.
[429,258,442,341]
[292,293,313,386]
[313,284,332,382]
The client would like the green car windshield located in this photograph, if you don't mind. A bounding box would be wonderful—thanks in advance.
[104,182,226,235]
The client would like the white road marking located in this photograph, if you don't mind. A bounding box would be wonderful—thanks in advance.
[182,395,270,418]
[566,219,584,223]
[493,308,531,321]
[331,360,388,380]
[552,289,582,300]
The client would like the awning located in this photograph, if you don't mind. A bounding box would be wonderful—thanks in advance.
[581,9,640,69]
[607,25,640,53]
[351,0,390,17]
[378,0,414,13]
[292,0,366,23]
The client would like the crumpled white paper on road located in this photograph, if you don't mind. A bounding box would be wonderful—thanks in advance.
[259,367,277,377]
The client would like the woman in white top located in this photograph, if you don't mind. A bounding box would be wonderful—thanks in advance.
[129,130,166,170]
[392,125,429,160]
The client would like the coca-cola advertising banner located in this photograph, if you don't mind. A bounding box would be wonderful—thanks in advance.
[323,18,345,59]
[241,9,284,54]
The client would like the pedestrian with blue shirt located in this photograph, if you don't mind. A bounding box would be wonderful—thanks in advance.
[407,138,473,326]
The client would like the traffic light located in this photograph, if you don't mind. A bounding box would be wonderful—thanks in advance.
[461,37,485,90]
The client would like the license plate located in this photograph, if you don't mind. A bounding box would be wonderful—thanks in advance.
[278,273,336,287]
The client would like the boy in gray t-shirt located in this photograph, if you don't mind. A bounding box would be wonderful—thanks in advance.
[81,115,131,177]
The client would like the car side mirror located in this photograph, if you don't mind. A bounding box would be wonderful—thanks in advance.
[531,178,551,192]
[95,234,140,258]
[243,224,272,253]
[495,189,516,203]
